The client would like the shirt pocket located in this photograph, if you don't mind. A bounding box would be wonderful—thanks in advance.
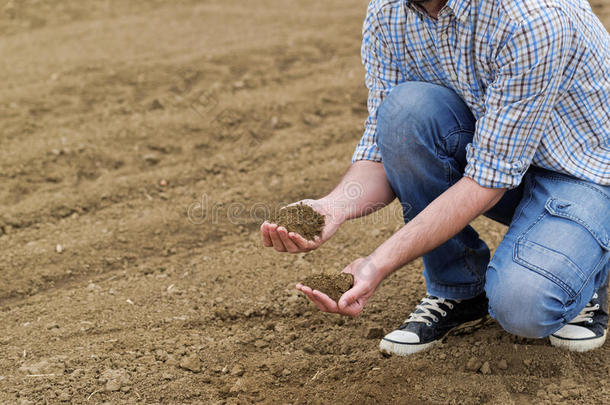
[513,197,610,298]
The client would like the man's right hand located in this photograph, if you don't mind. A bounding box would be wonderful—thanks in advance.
[260,199,343,253]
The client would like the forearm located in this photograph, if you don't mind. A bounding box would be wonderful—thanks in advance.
[321,160,395,222]
[369,177,506,282]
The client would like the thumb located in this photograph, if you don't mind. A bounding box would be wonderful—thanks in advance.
[338,282,367,310]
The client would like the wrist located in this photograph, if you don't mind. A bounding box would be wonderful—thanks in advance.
[368,248,398,282]
[317,196,348,224]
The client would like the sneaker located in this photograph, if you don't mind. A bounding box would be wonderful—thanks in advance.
[550,285,608,352]
[379,293,489,356]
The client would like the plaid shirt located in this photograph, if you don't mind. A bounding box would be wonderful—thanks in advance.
[353,0,610,188]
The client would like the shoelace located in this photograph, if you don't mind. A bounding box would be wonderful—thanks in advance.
[402,296,460,327]
[568,293,600,324]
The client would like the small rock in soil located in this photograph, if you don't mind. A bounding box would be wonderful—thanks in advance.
[165,354,179,366]
[19,358,65,375]
[179,355,201,372]
[230,364,245,377]
[497,359,508,370]
[254,339,268,349]
[105,380,121,392]
[479,361,491,375]
[303,344,315,354]
[466,357,482,372]
[230,378,245,394]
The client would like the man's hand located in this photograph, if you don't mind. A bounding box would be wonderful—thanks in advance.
[296,257,381,317]
[260,199,343,253]
[260,161,394,253]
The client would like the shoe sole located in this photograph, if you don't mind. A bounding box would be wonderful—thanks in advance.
[549,331,607,352]
[379,316,489,356]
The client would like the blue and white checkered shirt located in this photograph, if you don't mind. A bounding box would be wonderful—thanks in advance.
[353,0,610,189]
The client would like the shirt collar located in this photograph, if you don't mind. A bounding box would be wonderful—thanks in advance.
[445,0,472,23]
[405,0,471,23]
[404,1,427,17]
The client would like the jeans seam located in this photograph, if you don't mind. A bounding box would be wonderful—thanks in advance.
[546,199,609,248]
[572,251,608,300]
[437,127,467,158]
[513,237,577,298]
[513,206,608,299]
[513,207,578,297]
[536,172,610,202]
[511,174,535,225]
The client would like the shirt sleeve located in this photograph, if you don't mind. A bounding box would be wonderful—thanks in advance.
[352,4,405,163]
[464,9,573,189]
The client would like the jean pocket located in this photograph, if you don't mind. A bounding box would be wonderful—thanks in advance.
[513,198,610,298]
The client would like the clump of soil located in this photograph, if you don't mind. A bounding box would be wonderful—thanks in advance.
[301,273,354,301]
[272,203,324,241]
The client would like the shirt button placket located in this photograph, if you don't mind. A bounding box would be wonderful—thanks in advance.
[438,15,457,85]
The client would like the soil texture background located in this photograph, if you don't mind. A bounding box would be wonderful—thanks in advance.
[1,1,609,404]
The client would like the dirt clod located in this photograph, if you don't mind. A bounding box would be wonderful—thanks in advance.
[466,357,482,372]
[479,361,491,375]
[179,355,201,373]
[271,203,324,241]
[105,380,121,392]
[301,273,354,302]
[364,327,385,339]
[230,364,245,377]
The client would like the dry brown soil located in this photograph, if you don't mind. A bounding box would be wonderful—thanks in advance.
[1,1,609,404]
[272,204,324,242]
[301,273,354,302]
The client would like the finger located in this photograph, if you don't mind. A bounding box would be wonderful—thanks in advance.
[338,283,369,311]
[260,222,273,247]
[312,290,339,313]
[338,299,363,317]
[288,232,315,250]
[276,227,301,253]
[297,285,328,312]
[266,223,287,252]
[299,285,332,312]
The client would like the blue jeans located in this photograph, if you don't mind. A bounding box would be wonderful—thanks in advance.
[377,82,610,338]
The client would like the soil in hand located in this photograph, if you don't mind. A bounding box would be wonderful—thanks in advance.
[301,273,354,302]
[272,203,325,241]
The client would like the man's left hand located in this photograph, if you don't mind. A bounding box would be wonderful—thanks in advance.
[296,257,381,317]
